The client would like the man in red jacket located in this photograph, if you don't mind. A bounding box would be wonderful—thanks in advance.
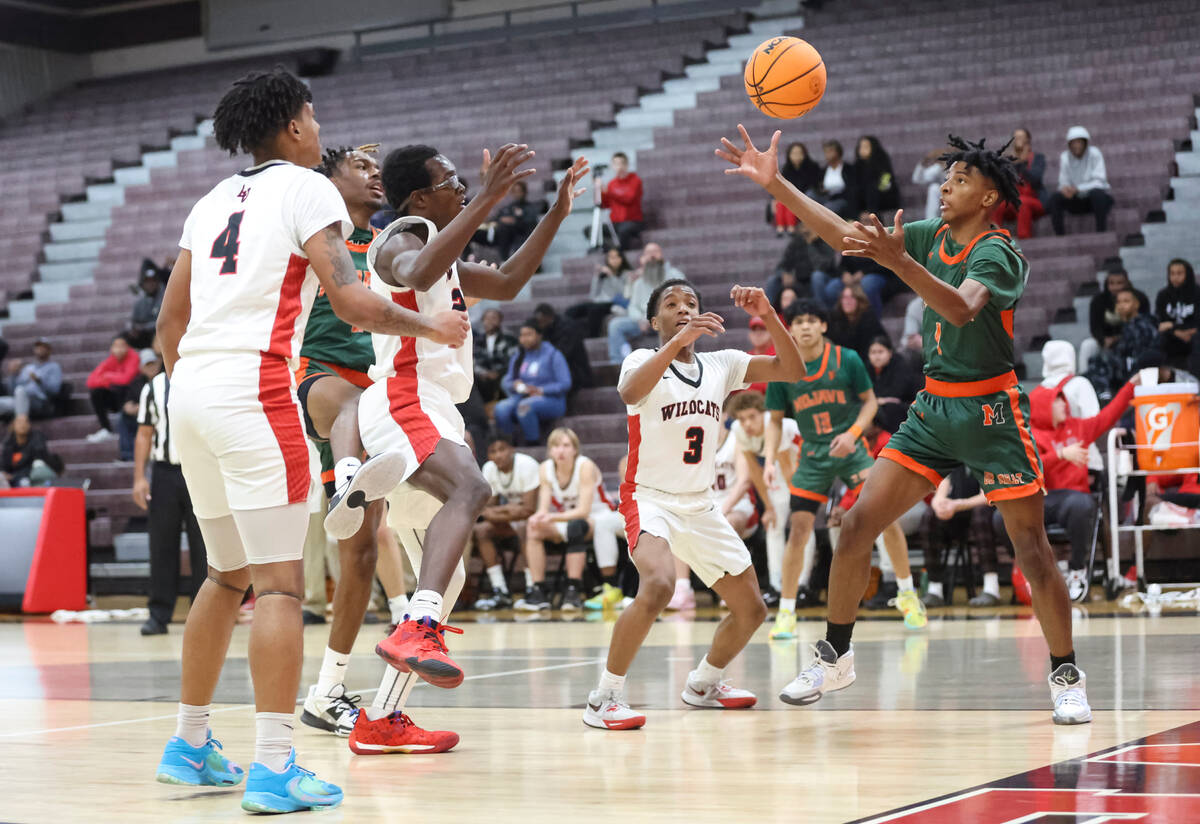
[998,373,1138,601]
[600,151,644,249]
[86,333,141,444]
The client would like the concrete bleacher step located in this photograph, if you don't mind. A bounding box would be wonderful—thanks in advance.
[48,219,111,243]
[43,239,105,263]
[61,201,114,222]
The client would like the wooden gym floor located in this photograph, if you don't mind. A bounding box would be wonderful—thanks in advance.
[2,602,1199,823]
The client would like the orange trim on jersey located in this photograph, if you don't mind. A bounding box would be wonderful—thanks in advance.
[924,370,1017,398]
[835,345,842,369]
[345,225,379,254]
[1001,309,1014,339]
[799,342,831,382]
[878,447,943,488]
[986,481,1044,503]
[296,356,373,390]
[320,469,336,485]
[935,225,1012,266]
[1005,386,1046,489]
[787,484,828,504]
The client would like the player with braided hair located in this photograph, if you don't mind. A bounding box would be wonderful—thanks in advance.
[719,126,1091,725]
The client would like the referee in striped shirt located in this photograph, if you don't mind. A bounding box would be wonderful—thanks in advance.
[133,355,208,636]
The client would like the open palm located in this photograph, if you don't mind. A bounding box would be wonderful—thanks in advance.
[716,124,781,188]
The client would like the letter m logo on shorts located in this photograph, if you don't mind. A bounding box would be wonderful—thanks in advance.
[981,401,1006,427]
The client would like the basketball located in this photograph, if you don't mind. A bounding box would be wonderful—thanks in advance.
[743,36,826,119]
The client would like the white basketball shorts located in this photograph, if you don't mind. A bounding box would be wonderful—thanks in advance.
[358,378,466,485]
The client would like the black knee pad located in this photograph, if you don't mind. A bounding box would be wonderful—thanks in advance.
[566,518,589,542]
[789,494,821,515]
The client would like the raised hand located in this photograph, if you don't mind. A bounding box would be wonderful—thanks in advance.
[552,156,590,215]
[841,210,908,272]
[480,143,536,204]
[674,312,725,348]
[716,124,781,188]
[429,309,471,348]
[730,285,773,318]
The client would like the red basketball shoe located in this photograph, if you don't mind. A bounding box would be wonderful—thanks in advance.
[348,710,459,754]
[376,617,464,688]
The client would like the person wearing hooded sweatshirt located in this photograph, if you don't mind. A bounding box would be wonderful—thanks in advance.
[996,373,1138,601]
[1048,126,1114,235]
[1154,258,1199,368]
[1036,339,1102,471]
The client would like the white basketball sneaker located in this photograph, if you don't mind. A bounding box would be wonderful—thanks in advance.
[779,640,855,706]
[1049,663,1092,725]
[324,452,408,540]
[300,683,361,737]
[583,689,646,731]
[681,674,757,709]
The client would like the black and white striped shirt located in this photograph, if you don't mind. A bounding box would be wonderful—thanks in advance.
[137,371,177,465]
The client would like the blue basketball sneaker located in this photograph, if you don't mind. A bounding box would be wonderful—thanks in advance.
[156,733,245,786]
[240,750,343,814]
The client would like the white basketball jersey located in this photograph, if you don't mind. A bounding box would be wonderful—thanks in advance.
[177,161,351,368]
[542,457,614,514]
[620,348,752,496]
[365,215,473,402]
[731,417,801,464]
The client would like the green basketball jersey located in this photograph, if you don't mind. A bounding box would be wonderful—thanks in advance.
[299,226,376,373]
[765,342,872,446]
[901,218,1029,383]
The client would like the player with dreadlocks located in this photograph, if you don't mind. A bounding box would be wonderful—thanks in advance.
[718,127,1091,725]
[294,143,459,755]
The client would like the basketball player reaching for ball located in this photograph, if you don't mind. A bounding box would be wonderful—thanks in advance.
[151,68,469,815]
[761,299,924,642]
[360,144,590,688]
[292,144,457,753]
[584,280,805,731]
[719,127,1091,723]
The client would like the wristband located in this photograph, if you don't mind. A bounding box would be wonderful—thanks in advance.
[848,424,863,439]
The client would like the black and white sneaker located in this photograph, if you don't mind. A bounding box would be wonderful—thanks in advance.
[324,452,408,540]
[514,585,551,611]
[300,683,362,737]
[474,592,513,611]
[561,586,583,611]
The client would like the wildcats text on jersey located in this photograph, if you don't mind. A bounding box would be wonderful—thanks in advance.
[661,399,722,422]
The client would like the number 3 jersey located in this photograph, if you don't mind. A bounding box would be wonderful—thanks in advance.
[620,347,752,497]
[365,215,474,403]
[177,161,352,368]
[765,342,872,452]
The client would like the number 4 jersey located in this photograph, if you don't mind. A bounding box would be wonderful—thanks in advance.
[620,347,752,497]
[177,160,352,367]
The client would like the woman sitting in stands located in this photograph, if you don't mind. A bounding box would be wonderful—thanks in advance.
[827,284,886,364]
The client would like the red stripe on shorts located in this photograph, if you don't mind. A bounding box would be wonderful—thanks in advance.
[258,353,310,504]
[385,290,440,464]
[268,253,309,360]
[618,413,642,551]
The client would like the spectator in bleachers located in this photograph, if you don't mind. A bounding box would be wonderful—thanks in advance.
[85,334,139,444]
[1081,268,1152,372]
[821,251,900,318]
[991,127,1047,240]
[827,284,886,364]
[109,348,161,462]
[126,270,163,348]
[481,181,541,259]
[813,139,858,219]
[1154,258,1198,369]
[923,466,1000,607]
[1036,339,1104,471]
[472,435,541,610]
[1145,472,1200,528]
[867,336,920,434]
[773,223,836,309]
[778,286,798,317]
[533,302,593,390]
[912,147,947,220]
[495,319,572,445]
[2,415,61,487]
[1085,287,1160,400]
[606,243,677,362]
[1048,126,1114,235]
[848,135,899,219]
[1008,372,1139,601]
[772,142,821,234]
[473,307,518,404]
[0,338,63,421]
[600,152,644,249]
[567,247,631,338]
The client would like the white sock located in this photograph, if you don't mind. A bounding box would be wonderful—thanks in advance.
[597,668,625,694]
[692,655,724,687]
[983,572,1000,598]
[407,589,444,623]
[367,668,409,721]
[779,596,796,613]
[254,711,295,773]
[674,578,692,593]
[523,568,534,589]
[175,703,210,747]
[333,457,360,492]
[927,581,944,599]
[486,564,509,594]
[1057,559,1069,574]
[315,647,350,695]
[387,594,409,624]
[896,575,914,592]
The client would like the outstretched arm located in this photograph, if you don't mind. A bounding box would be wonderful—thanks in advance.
[735,286,806,383]
[617,313,725,405]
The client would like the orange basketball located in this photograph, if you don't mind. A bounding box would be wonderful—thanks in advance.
[744,36,826,120]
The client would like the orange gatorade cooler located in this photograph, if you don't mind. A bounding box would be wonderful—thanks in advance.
[1132,382,1199,471]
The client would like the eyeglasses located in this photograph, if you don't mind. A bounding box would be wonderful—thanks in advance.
[426,173,466,194]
